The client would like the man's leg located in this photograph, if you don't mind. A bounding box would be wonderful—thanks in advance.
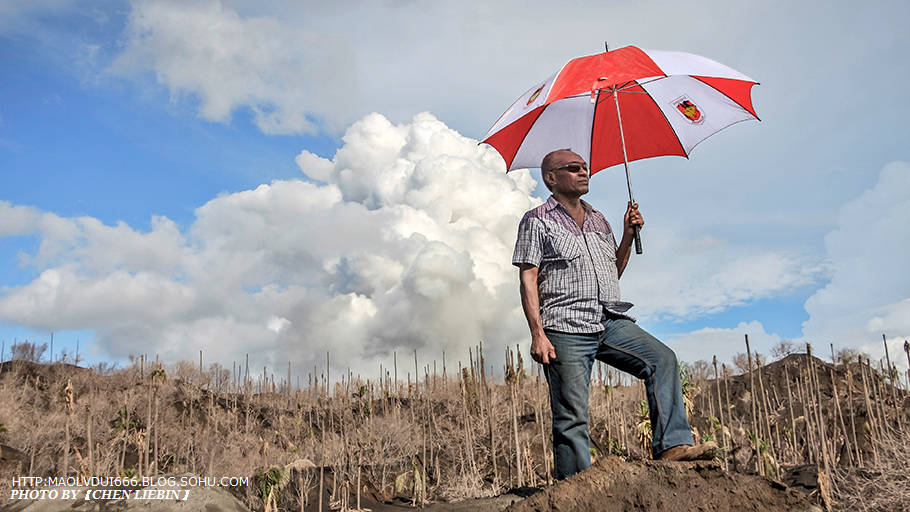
[542,330,598,479]
[594,318,694,457]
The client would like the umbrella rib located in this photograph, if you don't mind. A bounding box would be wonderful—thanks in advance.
[589,88,601,170]
[587,77,668,103]
[638,82,688,158]
[563,76,665,100]
[503,106,549,170]
[627,76,667,89]
[691,76,761,121]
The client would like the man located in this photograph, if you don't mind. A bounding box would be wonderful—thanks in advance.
[512,149,716,480]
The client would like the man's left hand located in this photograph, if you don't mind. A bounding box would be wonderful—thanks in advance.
[624,201,644,236]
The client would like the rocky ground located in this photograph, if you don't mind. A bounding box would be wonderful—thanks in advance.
[1,458,824,512]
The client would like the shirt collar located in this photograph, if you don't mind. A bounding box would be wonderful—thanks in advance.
[545,195,594,213]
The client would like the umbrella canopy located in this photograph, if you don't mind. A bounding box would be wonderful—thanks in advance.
[482,45,759,175]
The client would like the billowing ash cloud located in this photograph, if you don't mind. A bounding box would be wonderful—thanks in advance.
[0,113,539,377]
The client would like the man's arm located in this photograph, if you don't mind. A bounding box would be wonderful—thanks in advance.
[616,201,643,278]
[518,263,557,364]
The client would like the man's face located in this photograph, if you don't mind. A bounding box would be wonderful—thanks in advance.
[544,151,589,197]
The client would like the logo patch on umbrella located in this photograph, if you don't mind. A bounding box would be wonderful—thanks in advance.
[672,96,704,124]
[527,84,545,106]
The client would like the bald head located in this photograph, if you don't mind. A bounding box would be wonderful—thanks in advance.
[541,149,587,192]
[541,149,579,173]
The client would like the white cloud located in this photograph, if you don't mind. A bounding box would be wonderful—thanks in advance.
[102,0,785,137]
[0,267,197,329]
[619,230,820,321]
[665,320,782,368]
[865,299,910,336]
[800,161,910,371]
[109,0,357,134]
[0,112,820,376]
[0,201,185,274]
[856,332,910,376]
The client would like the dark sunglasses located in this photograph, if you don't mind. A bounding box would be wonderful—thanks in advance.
[551,163,589,173]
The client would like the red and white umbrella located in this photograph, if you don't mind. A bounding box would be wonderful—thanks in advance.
[482,45,759,252]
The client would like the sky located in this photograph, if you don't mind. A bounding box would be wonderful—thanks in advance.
[1,0,909,381]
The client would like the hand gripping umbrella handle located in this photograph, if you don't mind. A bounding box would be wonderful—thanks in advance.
[633,225,642,255]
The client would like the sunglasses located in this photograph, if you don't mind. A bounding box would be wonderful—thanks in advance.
[550,163,589,173]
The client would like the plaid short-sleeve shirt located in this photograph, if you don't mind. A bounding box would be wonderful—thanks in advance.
[512,196,634,333]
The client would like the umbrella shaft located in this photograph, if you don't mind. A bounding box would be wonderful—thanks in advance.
[612,89,635,205]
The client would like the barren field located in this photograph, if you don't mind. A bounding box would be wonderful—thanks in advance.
[1,342,908,511]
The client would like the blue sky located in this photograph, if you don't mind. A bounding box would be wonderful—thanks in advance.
[1,0,908,377]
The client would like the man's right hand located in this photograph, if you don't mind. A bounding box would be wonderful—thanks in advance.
[530,332,557,364]
[519,263,556,365]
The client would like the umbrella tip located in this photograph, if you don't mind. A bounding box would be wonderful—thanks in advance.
[604,42,609,52]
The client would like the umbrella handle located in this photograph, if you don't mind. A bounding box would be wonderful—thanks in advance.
[633,225,643,254]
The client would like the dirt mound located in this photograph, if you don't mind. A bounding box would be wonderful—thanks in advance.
[505,456,820,512]
[0,360,90,382]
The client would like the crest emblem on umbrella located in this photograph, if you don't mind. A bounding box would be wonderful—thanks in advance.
[673,97,704,123]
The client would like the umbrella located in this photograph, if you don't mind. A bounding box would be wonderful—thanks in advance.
[482,45,759,253]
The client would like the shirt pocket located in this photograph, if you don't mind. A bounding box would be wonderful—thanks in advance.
[593,231,617,262]
[544,228,582,262]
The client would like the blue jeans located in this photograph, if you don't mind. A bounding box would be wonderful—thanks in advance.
[543,316,693,479]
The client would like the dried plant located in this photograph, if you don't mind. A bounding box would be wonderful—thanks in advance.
[0,341,907,510]
[833,427,910,511]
